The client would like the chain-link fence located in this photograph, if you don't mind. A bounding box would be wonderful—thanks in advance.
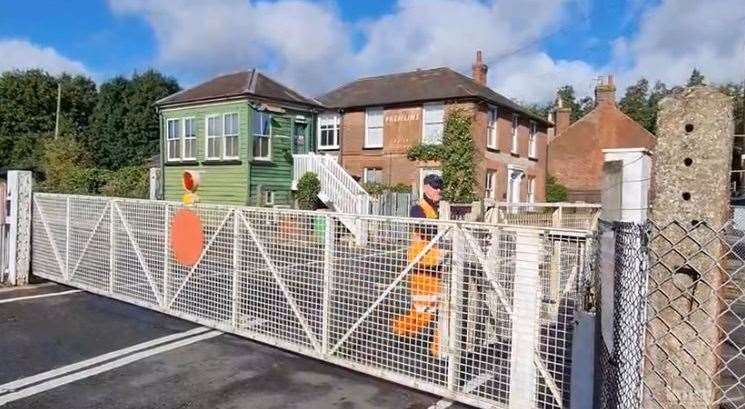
[598,213,745,409]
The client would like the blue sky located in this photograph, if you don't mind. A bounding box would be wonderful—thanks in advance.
[0,0,742,102]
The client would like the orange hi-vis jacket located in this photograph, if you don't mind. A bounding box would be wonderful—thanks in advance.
[407,198,441,269]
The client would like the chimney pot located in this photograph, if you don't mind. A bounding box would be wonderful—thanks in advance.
[595,74,617,106]
[472,50,488,86]
[554,93,571,137]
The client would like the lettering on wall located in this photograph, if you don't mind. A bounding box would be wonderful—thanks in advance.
[386,108,422,150]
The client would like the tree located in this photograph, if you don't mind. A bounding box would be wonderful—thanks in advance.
[88,70,179,169]
[646,81,672,133]
[687,69,706,86]
[720,82,745,135]
[556,85,583,122]
[619,78,652,131]
[441,108,477,202]
[0,69,96,167]
[296,172,321,210]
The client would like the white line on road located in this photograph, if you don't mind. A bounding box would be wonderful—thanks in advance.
[0,326,211,395]
[0,283,57,294]
[428,399,454,409]
[0,329,222,405]
[0,289,82,304]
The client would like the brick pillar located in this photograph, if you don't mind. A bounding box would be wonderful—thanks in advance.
[645,86,734,408]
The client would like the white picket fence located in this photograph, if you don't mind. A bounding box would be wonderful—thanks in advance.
[31,193,595,409]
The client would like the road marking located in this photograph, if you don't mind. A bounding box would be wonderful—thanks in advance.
[0,326,211,394]
[0,330,222,405]
[0,283,57,293]
[0,289,82,304]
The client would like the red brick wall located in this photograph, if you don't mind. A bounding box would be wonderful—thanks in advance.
[339,100,548,202]
[547,103,655,202]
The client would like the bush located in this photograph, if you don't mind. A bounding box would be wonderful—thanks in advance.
[361,182,387,197]
[101,166,149,198]
[38,136,102,194]
[296,172,321,210]
[441,108,477,202]
[545,175,568,202]
[389,183,412,193]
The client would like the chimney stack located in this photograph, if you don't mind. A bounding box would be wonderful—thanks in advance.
[554,96,571,137]
[595,74,616,106]
[472,50,488,86]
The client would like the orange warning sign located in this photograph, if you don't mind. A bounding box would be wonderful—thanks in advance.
[170,208,204,266]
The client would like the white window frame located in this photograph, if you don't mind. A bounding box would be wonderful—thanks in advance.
[485,169,497,199]
[365,107,384,148]
[363,167,383,184]
[253,111,272,161]
[486,106,498,149]
[223,112,240,160]
[422,102,445,145]
[317,113,340,150]
[506,165,525,204]
[166,118,181,162]
[511,114,519,154]
[182,117,196,160]
[527,176,536,203]
[205,114,223,160]
[419,168,442,199]
[528,121,538,159]
[263,190,274,205]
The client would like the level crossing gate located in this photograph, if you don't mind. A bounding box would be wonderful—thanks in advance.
[31,193,596,409]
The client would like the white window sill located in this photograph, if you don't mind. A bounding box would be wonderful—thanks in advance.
[252,157,272,162]
[318,145,340,150]
[363,145,383,149]
[486,144,499,150]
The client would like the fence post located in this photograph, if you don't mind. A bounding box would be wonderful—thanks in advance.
[508,229,541,409]
[446,225,465,391]
[65,195,70,281]
[644,86,734,407]
[107,200,115,294]
[163,204,170,307]
[5,171,32,286]
[232,208,239,329]
[321,214,334,356]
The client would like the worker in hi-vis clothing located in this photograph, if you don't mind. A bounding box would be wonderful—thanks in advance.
[392,174,444,357]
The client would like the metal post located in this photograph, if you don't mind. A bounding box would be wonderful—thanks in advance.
[508,229,541,409]
[321,214,334,355]
[109,201,115,294]
[232,209,239,329]
[4,171,31,286]
[65,196,70,281]
[447,225,465,390]
[162,204,170,307]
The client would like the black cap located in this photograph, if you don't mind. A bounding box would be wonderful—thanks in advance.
[423,174,443,189]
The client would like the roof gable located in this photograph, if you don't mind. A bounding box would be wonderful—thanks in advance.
[552,103,655,149]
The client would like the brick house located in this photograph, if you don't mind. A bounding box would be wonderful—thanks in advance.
[547,76,656,202]
[316,52,552,203]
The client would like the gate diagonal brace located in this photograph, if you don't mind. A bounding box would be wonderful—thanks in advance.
[114,202,164,307]
[465,229,565,408]
[167,209,233,310]
[238,211,323,353]
[329,227,451,356]
[68,202,110,280]
[33,199,66,279]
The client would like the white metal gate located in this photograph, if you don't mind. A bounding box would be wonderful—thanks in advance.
[31,193,594,409]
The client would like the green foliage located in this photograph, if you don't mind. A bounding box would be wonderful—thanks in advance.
[406,143,446,161]
[100,166,149,198]
[545,175,568,203]
[296,172,321,210]
[362,182,411,196]
[687,69,706,86]
[441,107,477,202]
[88,70,180,169]
[38,136,102,194]
[619,78,652,131]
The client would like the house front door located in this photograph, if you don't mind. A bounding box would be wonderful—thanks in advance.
[507,168,524,203]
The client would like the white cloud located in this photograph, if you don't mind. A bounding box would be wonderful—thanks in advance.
[108,0,745,104]
[609,0,745,90]
[0,39,89,76]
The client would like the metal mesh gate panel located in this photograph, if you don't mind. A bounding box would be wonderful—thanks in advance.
[31,193,595,409]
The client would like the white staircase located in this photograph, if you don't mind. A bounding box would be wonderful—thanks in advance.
[293,153,369,242]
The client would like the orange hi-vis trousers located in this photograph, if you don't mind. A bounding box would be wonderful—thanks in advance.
[392,272,442,357]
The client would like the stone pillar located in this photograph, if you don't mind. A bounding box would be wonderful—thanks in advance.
[5,171,32,286]
[645,86,734,408]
